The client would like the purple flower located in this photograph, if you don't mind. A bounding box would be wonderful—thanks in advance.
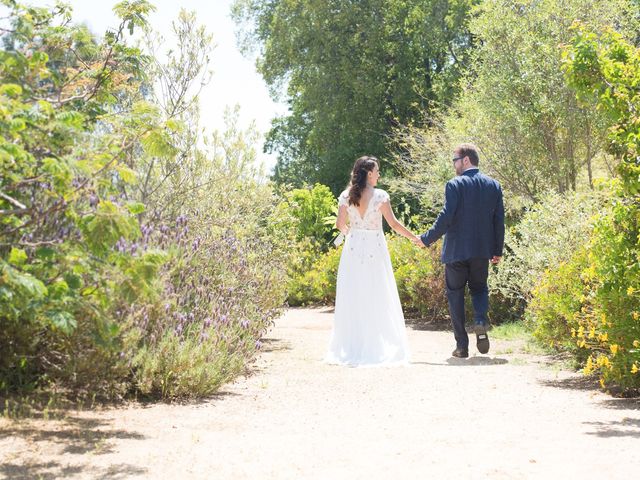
[115,237,127,253]
[89,194,99,207]
[255,340,262,350]
[240,319,249,329]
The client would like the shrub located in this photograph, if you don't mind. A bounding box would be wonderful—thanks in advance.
[0,3,290,401]
[386,235,447,320]
[526,248,591,357]
[539,25,640,392]
[491,187,612,308]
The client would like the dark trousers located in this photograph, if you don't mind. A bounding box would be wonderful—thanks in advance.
[445,258,489,349]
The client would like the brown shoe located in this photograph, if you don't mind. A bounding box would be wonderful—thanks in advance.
[451,348,469,358]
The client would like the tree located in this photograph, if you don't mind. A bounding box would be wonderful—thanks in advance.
[232,0,479,193]
[0,0,162,393]
[448,0,639,201]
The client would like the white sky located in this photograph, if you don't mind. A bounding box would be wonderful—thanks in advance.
[24,0,287,172]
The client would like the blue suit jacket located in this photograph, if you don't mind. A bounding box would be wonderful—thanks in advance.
[420,168,505,264]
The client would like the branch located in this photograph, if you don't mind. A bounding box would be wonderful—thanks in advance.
[0,191,27,210]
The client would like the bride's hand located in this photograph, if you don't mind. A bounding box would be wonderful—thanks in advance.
[410,235,425,248]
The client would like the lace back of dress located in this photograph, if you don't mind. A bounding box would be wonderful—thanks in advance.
[339,189,389,231]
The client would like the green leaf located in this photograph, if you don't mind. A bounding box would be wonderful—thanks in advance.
[0,83,23,97]
[49,279,69,298]
[1,262,48,299]
[64,273,82,290]
[9,118,26,132]
[8,247,28,266]
[126,201,145,215]
[116,164,138,184]
[55,111,85,129]
[36,247,56,260]
[42,157,72,191]
[81,201,140,255]
[46,310,77,334]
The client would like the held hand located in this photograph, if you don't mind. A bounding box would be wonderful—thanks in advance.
[490,256,502,264]
[411,235,425,248]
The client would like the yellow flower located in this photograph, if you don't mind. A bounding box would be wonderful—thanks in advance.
[598,332,608,343]
[628,286,636,296]
[631,363,639,374]
[599,378,606,389]
[633,340,640,348]
[610,344,619,355]
[571,328,576,338]
[588,326,596,339]
[584,356,594,375]
[633,312,639,321]
[578,325,585,338]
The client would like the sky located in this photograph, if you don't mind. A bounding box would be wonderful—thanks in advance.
[23,0,287,172]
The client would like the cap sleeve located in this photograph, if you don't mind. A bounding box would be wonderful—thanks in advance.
[375,189,390,209]
[338,190,349,207]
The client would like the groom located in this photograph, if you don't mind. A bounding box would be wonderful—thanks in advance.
[414,143,504,358]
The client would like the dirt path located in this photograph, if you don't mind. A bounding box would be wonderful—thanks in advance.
[2,307,640,479]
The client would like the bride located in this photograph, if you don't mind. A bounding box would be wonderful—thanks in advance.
[325,156,422,366]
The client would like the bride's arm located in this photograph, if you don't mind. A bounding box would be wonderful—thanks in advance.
[336,204,349,235]
[380,201,423,245]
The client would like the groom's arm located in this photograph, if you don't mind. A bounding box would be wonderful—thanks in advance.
[420,181,458,247]
[493,186,505,257]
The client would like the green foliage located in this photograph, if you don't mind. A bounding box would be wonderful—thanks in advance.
[283,184,338,248]
[0,2,290,401]
[386,235,447,319]
[0,0,158,396]
[526,248,590,355]
[286,245,342,306]
[525,25,640,392]
[233,0,480,192]
[445,0,638,201]
[491,187,612,307]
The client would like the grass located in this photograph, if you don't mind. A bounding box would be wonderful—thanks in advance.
[490,321,550,356]
[490,321,530,340]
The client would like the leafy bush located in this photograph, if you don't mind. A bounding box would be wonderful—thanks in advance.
[286,244,342,306]
[386,235,447,319]
[0,2,290,401]
[526,248,590,356]
[491,187,612,309]
[529,25,640,393]
[0,1,158,397]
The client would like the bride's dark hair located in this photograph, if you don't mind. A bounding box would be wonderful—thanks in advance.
[348,156,378,206]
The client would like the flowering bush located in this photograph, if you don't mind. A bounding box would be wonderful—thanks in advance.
[0,2,290,401]
[528,25,640,393]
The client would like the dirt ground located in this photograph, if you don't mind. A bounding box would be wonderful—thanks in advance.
[1,307,640,479]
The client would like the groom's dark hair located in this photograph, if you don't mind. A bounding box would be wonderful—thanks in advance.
[456,143,480,166]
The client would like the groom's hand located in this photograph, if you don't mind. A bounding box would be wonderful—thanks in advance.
[490,256,502,264]
[411,235,425,248]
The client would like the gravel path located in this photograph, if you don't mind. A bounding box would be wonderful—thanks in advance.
[2,307,639,479]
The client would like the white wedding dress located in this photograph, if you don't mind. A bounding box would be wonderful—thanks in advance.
[325,188,410,366]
